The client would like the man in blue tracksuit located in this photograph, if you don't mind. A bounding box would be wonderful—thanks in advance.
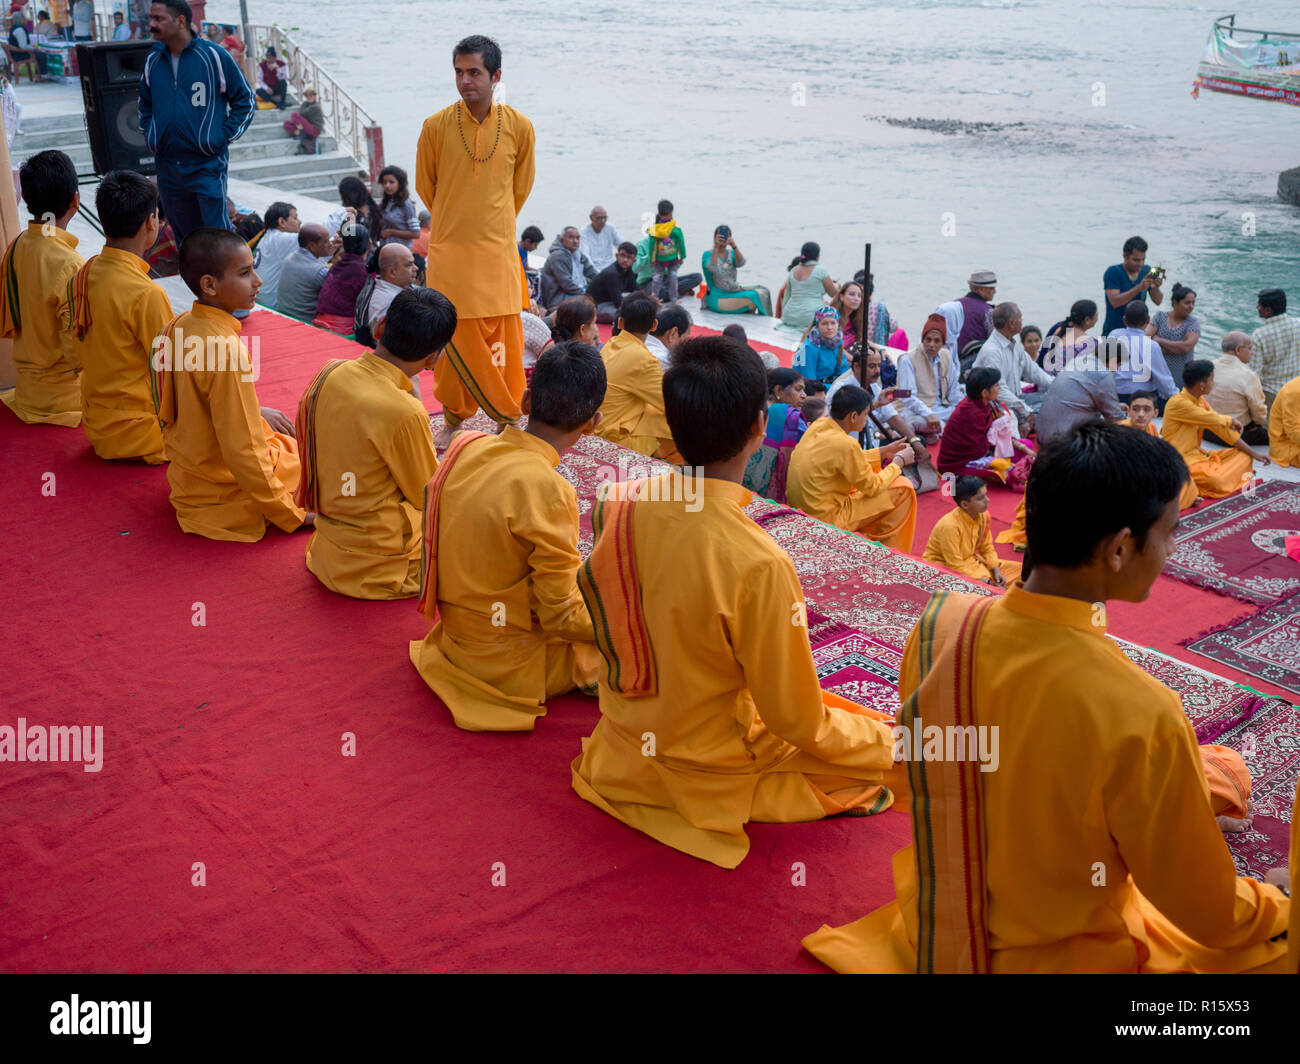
[137,0,254,243]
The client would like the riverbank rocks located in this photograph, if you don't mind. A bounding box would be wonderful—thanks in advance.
[1279,166,1300,207]
[870,116,1028,136]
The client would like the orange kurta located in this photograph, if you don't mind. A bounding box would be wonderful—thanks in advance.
[922,506,1021,583]
[72,247,171,463]
[416,100,535,425]
[594,330,681,462]
[786,416,917,551]
[299,353,439,598]
[994,495,1027,547]
[1268,376,1300,468]
[1161,389,1253,508]
[409,426,598,731]
[0,223,83,426]
[803,585,1290,973]
[153,303,304,542]
[572,473,897,869]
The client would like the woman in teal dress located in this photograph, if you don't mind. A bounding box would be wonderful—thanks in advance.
[777,241,839,332]
[701,226,772,315]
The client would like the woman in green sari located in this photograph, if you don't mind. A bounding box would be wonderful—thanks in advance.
[701,226,772,315]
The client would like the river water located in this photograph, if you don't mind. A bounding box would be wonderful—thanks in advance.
[210,0,1299,346]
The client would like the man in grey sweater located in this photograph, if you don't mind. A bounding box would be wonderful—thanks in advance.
[1035,342,1126,443]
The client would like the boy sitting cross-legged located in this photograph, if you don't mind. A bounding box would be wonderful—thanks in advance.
[0,149,86,426]
[571,334,897,869]
[69,170,173,463]
[152,228,309,541]
[296,286,456,599]
[409,340,607,732]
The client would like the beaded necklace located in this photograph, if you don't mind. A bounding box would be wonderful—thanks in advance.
[455,100,501,163]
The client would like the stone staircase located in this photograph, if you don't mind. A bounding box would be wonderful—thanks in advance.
[11,100,364,202]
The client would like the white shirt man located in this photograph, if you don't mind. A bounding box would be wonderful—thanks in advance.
[644,333,672,370]
[972,306,1052,423]
[366,244,419,330]
[579,206,622,273]
[72,0,93,39]
[252,204,302,308]
[1208,332,1268,434]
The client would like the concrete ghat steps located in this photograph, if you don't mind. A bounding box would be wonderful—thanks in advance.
[10,100,362,195]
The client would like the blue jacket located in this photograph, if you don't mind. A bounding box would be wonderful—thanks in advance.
[138,36,255,162]
[794,337,847,384]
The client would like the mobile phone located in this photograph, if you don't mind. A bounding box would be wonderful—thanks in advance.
[891,388,912,399]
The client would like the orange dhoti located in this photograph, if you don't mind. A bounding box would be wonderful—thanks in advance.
[1183,449,1253,506]
[435,314,525,427]
[996,495,1027,547]
[849,479,917,552]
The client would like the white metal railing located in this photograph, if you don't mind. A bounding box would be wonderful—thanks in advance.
[91,13,120,42]
[79,15,384,178]
[245,23,383,179]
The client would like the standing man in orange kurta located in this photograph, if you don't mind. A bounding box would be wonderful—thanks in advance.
[416,34,536,448]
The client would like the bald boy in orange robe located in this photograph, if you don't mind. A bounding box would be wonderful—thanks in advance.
[152,228,308,542]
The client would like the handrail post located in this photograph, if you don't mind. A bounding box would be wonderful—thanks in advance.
[365,126,384,186]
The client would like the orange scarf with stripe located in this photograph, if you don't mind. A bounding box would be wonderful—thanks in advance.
[577,478,658,697]
[0,231,25,338]
[148,314,183,428]
[67,255,97,340]
[415,429,490,621]
[293,358,348,512]
[902,590,994,974]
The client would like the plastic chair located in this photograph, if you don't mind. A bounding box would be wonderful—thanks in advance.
[2,44,38,82]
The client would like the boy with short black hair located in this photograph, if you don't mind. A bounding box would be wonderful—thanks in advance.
[572,335,897,868]
[923,474,1020,587]
[153,228,308,541]
[594,293,681,462]
[296,287,456,599]
[0,149,85,426]
[1161,358,1269,509]
[68,170,172,462]
[806,422,1289,974]
[410,340,607,731]
[1120,389,1159,435]
[786,383,918,551]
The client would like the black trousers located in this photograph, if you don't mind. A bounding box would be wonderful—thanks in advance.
[1205,424,1268,448]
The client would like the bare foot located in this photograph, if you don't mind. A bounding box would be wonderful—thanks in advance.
[1264,866,1291,892]
[433,423,454,451]
[1216,813,1253,834]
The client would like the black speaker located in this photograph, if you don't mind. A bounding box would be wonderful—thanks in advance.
[77,41,156,176]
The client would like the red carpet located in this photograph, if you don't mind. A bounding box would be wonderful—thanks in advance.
[0,312,905,974]
[2,311,1289,974]
[1184,591,1300,699]
[1160,482,1300,607]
